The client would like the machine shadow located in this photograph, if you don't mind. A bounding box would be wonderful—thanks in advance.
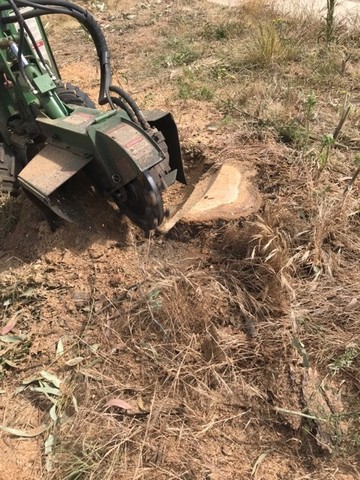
[0,187,131,270]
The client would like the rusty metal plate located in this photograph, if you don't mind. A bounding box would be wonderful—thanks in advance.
[18,145,91,198]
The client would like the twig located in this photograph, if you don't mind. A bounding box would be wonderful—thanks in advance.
[216,96,266,125]
[274,406,326,421]
[309,133,349,150]
[333,104,351,141]
[344,165,360,195]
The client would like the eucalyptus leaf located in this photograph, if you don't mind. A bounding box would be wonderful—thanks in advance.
[45,433,55,472]
[72,395,79,413]
[0,334,26,343]
[292,337,310,368]
[15,385,27,395]
[79,370,102,381]
[1,310,23,335]
[0,424,47,438]
[45,457,53,473]
[65,357,84,367]
[106,398,133,410]
[49,404,58,423]
[44,433,55,455]
[56,339,64,358]
[31,386,61,397]
[4,360,19,368]
[20,288,36,298]
[41,370,61,389]
[89,343,100,353]
[21,375,42,385]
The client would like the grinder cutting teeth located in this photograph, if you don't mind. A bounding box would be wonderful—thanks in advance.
[0,0,186,232]
[113,168,165,232]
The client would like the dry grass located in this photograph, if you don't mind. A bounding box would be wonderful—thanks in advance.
[1,0,360,479]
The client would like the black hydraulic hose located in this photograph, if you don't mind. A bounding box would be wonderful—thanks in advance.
[99,96,139,125]
[6,0,27,79]
[0,2,14,10]
[4,1,114,107]
[17,0,89,12]
[18,1,112,106]
[21,15,48,73]
[3,1,150,130]
[109,85,151,131]
[20,1,150,129]
[12,0,50,69]
[0,1,66,76]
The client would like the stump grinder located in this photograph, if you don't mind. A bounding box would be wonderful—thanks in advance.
[0,0,187,233]
[0,0,261,234]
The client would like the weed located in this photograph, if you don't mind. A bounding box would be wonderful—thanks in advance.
[202,20,243,41]
[277,121,305,145]
[318,133,335,170]
[350,427,360,450]
[210,63,236,80]
[176,71,214,101]
[164,39,201,67]
[276,93,317,147]
[328,347,359,374]
[247,22,283,66]
[310,47,344,85]
[317,96,351,170]
[61,448,97,480]
[0,335,32,379]
[246,19,302,67]
[177,79,193,100]
[197,86,214,101]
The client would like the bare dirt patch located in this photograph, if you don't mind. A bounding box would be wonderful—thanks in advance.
[0,395,42,480]
[0,438,40,480]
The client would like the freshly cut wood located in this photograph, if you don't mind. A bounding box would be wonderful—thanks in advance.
[184,163,261,222]
[160,162,261,231]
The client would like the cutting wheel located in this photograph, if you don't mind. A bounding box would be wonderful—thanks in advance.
[113,170,164,232]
